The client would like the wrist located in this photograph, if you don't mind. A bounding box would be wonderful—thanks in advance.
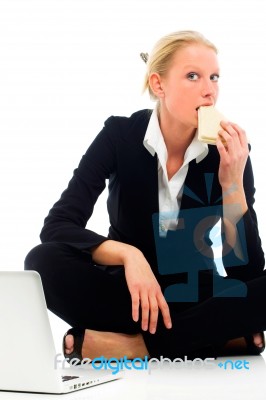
[91,240,143,266]
[121,245,144,267]
[221,180,243,193]
[222,185,248,218]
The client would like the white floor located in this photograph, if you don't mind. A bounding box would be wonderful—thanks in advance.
[1,311,266,400]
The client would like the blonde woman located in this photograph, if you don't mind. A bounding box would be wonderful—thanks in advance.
[25,31,265,361]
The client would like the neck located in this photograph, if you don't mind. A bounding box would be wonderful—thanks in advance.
[158,107,196,159]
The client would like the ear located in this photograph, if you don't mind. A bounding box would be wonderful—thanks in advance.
[149,73,165,98]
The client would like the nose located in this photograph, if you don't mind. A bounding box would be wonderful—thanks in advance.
[201,79,216,98]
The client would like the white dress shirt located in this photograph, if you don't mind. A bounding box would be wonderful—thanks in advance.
[143,108,209,237]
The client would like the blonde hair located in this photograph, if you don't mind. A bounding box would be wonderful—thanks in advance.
[142,30,218,101]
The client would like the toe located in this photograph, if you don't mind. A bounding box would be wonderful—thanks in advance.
[253,333,264,348]
[64,334,74,354]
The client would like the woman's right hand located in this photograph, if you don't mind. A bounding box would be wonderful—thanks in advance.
[123,247,172,334]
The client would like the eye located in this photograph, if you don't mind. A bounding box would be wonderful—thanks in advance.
[187,72,199,81]
[210,74,220,82]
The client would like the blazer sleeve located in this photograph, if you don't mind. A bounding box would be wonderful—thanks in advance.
[40,116,118,257]
[224,152,265,281]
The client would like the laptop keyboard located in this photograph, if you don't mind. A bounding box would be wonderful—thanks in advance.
[62,375,80,382]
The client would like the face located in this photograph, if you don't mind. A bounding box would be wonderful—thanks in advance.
[155,44,220,130]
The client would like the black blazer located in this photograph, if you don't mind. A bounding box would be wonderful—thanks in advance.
[41,109,264,283]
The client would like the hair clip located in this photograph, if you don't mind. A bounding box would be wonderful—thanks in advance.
[140,53,149,64]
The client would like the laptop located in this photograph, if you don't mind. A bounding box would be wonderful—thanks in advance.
[0,271,123,394]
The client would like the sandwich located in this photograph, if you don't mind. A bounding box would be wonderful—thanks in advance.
[198,105,225,144]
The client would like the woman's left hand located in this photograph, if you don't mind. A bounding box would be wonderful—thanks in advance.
[216,121,249,190]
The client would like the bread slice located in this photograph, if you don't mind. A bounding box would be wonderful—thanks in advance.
[198,105,225,144]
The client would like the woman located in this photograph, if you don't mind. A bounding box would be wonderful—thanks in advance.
[25,30,266,361]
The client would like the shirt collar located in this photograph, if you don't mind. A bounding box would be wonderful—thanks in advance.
[143,108,209,164]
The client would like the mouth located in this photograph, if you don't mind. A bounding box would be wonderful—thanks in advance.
[196,104,213,111]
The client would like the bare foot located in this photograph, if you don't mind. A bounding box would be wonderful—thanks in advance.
[64,329,149,360]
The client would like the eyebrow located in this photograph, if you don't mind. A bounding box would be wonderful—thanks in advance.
[183,65,220,73]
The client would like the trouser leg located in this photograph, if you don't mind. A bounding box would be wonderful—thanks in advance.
[24,242,139,333]
[143,271,266,358]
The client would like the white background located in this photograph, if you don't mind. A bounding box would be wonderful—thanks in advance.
[1,0,266,270]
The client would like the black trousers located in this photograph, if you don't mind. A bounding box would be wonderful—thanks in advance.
[24,242,266,359]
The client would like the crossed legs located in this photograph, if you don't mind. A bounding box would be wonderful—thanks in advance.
[25,243,266,360]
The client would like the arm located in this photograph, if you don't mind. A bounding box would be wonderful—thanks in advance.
[217,121,264,280]
[41,115,172,333]
[40,117,118,256]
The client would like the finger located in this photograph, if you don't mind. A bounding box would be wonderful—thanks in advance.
[148,295,159,334]
[220,121,242,147]
[216,135,230,162]
[131,291,140,322]
[140,293,150,331]
[218,129,235,153]
[230,123,248,148]
[157,294,172,329]
[220,120,237,134]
